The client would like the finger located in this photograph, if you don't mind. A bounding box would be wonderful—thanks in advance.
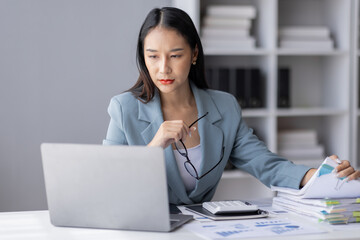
[183,122,191,136]
[163,128,182,142]
[180,127,188,142]
[329,155,340,163]
[164,138,175,148]
[171,123,187,140]
[336,165,355,178]
[190,126,196,135]
[346,170,360,181]
[335,160,351,172]
[165,121,189,135]
[161,120,190,142]
[178,122,191,142]
[163,122,185,131]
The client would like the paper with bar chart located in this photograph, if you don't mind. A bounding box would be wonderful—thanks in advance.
[272,157,360,199]
[183,218,326,239]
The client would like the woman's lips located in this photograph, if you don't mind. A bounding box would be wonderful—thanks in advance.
[159,79,174,85]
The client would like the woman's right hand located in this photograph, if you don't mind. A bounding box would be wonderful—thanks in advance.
[147,120,193,149]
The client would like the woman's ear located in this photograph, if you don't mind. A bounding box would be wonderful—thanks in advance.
[192,45,199,63]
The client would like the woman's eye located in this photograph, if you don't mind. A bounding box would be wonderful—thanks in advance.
[171,55,182,58]
[148,55,157,59]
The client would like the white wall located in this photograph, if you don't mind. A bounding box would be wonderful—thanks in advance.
[0,0,170,212]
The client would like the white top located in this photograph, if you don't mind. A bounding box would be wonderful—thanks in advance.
[173,144,202,192]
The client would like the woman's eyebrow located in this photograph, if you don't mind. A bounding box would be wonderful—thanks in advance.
[146,49,157,52]
[145,48,184,52]
[170,48,184,52]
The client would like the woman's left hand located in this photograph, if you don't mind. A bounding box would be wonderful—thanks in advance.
[330,155,360,181]
[300,155,360,187]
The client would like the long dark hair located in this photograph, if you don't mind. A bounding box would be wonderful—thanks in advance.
[128,7,208,103]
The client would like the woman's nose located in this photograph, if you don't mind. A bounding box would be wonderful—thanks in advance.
[159,58,171,74]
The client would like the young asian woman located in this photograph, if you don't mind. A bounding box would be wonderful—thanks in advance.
[103,7,360,205]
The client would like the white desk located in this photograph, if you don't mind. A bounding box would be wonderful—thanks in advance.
[0,210,359,240]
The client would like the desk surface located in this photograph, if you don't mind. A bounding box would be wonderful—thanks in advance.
[0,210,359,240]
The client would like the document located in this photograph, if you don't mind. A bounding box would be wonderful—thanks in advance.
[272,196,360,222]
[271,157,360,198]
[183,217,327,239]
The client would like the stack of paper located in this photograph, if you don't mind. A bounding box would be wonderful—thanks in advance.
[201,5,256,50]
[277,129,325,168]
[278,26,334,51]
[273,195,360,224]
[271,157,360,224]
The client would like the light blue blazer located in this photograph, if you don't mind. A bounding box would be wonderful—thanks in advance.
[103,82,311,204]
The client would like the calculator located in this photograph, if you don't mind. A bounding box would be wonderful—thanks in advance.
[202,200,258,214]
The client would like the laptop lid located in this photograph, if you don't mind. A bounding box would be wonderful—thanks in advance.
[41,143,190,232]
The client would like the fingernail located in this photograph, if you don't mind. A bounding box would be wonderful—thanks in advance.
[192,126,196,131]
[336,173,343,178]
[189,131,192,137]
[332,169,338,174]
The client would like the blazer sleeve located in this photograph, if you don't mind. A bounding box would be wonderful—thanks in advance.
[103,97,128,145]
[229,97,311,189]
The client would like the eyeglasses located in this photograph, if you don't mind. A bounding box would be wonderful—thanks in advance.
[175,112,225,180]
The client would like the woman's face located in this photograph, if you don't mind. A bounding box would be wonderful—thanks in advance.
[143,27,197,95]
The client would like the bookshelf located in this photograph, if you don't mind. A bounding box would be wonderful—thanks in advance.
[352,0,360,176]
[173,0,358,198]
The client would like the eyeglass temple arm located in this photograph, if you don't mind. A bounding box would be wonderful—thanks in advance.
[189,112,209,128]
[198,146,225,180]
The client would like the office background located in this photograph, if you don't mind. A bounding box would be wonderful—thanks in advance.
[0,0,170,212]
[2,0,359,213]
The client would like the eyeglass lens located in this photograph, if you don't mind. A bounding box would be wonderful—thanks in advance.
[175,140,187,156]
[184,161,198,178]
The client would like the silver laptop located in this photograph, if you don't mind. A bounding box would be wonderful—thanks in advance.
[40,143,193,232]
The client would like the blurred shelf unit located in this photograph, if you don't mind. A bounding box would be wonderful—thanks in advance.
[352,0,360,173]
[173,0,359,173]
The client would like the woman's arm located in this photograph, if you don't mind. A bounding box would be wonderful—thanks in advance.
[103,97,128,145]
[299,168,317,187]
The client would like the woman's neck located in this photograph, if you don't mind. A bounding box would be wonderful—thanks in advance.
[159,83,195,110]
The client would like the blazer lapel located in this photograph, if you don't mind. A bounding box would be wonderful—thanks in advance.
[189,83,225,200]
[138,90,192,204]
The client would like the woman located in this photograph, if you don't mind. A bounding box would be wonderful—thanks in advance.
[103,7,359,205]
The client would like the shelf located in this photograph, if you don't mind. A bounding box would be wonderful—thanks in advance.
[221,170,253,179]
[204,48,348,56]
[276,108,348,117]
[172,0,358,200]
[203,48,271,56]
[277,49,348,56]
[175,0,354,174]
[242,109,269,118]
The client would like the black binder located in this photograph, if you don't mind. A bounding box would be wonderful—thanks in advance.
[248,68,263,108]
[278,68,291,108]
[235,68,248,108]
[205,68,214,89]
[218,68,230,92]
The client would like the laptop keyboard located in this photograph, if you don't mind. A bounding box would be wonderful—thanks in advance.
[170,219,180,225]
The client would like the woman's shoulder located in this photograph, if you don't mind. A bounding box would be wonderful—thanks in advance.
[108,91,139,112]
[205,89,238,104]
[110,91,138,104]
[201,88,241,117]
